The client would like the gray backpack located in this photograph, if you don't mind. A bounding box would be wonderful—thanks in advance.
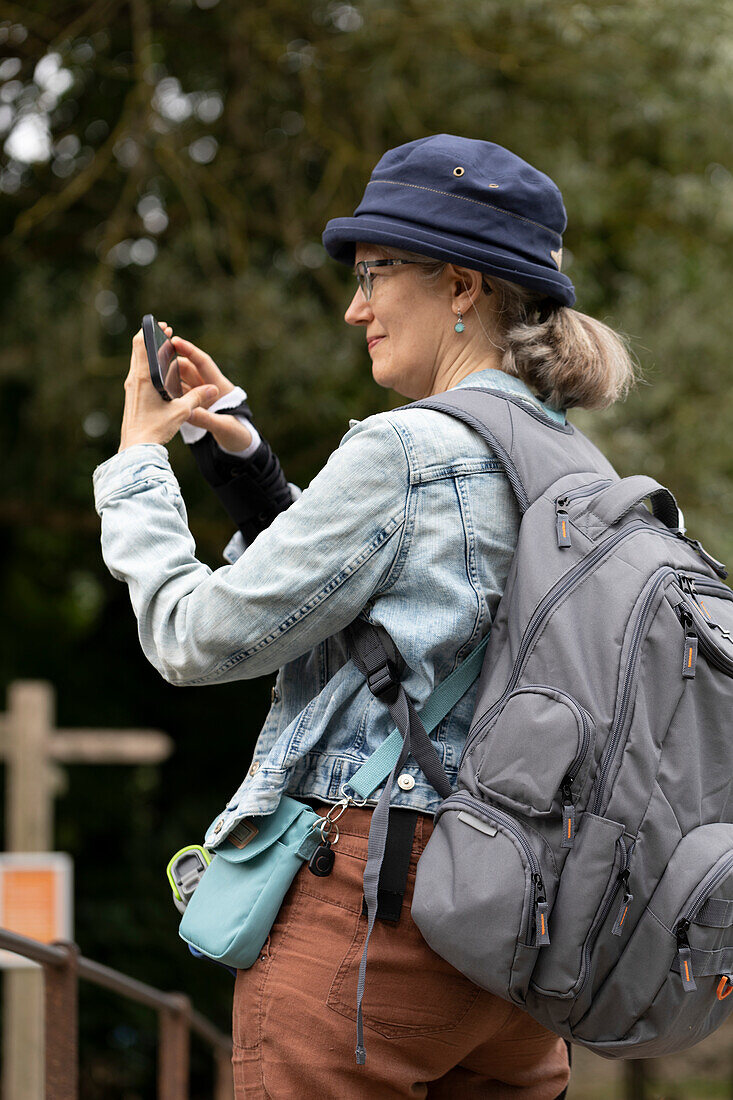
[356,387,733,1061]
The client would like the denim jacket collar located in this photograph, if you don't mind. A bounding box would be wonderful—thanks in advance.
[449,368,566,425]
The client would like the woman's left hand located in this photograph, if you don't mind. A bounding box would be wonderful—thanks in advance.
[118,326,220,452]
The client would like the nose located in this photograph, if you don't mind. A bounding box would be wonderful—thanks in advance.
[344,285,372,327]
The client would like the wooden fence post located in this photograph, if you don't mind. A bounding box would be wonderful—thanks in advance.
[624,1060,647,1100]
[158,993,191,1100]
[44,941,79,1100]
[1,678,172,1100]
[214,1046,235,1100]
[2,681,56,1100]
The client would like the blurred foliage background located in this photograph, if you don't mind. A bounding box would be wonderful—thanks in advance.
[1,0,732,1095]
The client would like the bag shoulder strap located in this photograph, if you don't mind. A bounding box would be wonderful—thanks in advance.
[345,617,452,802]
[346,629,489,801]
[406,387,620,513]
[345,616,490,1064]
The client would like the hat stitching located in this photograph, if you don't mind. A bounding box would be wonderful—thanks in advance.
[367,179,563,242]
[337,221,570,286]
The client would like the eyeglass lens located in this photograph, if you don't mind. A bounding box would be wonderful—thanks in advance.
[356,263,371,300]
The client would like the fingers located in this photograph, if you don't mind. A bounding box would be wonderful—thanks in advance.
[171,336,235,394]
[171,335,217,374]
[120,332,221,449]
[177,355,205,389]
[186,408,253,452]
[185,407,220,432]
[179,384,220,419]
[128,329,150,383]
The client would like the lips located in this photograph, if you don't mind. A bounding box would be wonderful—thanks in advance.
[367,337,385,350]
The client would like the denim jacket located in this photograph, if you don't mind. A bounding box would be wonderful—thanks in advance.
[93,369,565,848]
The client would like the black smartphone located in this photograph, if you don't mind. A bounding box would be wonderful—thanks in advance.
[142,314,183,401]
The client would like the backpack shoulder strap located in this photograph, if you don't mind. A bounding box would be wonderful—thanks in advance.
[407,387,619,512]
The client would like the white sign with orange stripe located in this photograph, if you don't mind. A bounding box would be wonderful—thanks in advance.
[0,853,73,968]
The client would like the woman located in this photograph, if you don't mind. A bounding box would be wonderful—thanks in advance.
[94,134,635,1097]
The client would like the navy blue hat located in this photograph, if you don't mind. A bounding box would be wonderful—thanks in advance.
[322,134,575,307]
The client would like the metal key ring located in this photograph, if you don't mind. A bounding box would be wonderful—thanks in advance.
[317,818,339,845]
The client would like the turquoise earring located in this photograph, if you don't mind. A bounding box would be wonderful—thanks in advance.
[454,310,465,333]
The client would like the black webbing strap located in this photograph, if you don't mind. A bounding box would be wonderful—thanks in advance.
[345,619,452,800]
[345,617,451,1063]
[360,808,420,923]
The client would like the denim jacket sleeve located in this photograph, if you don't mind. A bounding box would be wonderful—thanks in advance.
[93,416,408,686]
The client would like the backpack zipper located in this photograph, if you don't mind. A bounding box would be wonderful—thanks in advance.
[555,691,594,848]
[573,835,629,996]
[692,578,733,650]
[463,523,681,771]
[478,685,592,846]
[440,793,551,946]
[680,575,717,627]
[610,862,634,937]
[553,486,727,578]
[554,480,613,548]
[674,851,733,993]
[590,568,676,816]
[672,580,733,678]
[679,605,699,679]
[692,578,733,603]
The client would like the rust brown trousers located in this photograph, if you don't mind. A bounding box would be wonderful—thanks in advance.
[232,804,570,1099]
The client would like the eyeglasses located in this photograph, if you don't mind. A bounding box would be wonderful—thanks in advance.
[354,259,418,301]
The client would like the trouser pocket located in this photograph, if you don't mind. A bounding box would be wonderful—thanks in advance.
[571,822,733,1057]
[413,793,557,1004]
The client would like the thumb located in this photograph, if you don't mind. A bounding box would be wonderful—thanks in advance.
[180,384,219,417]
[186,406,221,432]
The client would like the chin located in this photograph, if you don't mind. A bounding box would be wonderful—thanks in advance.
[371,361,394,391]
[371,362,421,400]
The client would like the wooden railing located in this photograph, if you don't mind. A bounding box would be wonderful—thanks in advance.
[6,922,731,1100]
[0,927,233,1100]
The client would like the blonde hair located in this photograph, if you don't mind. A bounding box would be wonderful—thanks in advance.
[367,245,638,410]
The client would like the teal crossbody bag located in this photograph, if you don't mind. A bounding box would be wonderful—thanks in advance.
[176,633,487,971]
[178,795,322,968]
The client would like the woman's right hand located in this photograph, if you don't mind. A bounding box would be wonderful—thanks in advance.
[172,335,253,453]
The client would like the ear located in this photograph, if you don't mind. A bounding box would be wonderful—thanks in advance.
[448,264,485,309]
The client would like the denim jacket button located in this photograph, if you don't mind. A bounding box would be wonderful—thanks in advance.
[249,761,260,777]
[214,819,224,833]
[397,774,415,791]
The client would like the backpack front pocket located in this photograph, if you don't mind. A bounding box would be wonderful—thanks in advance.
[474,686,595,836]
[413,793,558,1005]
[529,813,627,1003]
[570,822,733,1058]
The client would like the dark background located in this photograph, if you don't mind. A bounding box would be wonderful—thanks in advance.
[1,1,732,1095]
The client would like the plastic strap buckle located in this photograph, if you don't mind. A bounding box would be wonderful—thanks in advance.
[366,659,400,701]
[166,845,211,915]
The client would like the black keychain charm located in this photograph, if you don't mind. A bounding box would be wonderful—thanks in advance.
[308,840,335,877]
[306,800,352,878]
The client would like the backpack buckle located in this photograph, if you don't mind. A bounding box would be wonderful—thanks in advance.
[367,659,400,701]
